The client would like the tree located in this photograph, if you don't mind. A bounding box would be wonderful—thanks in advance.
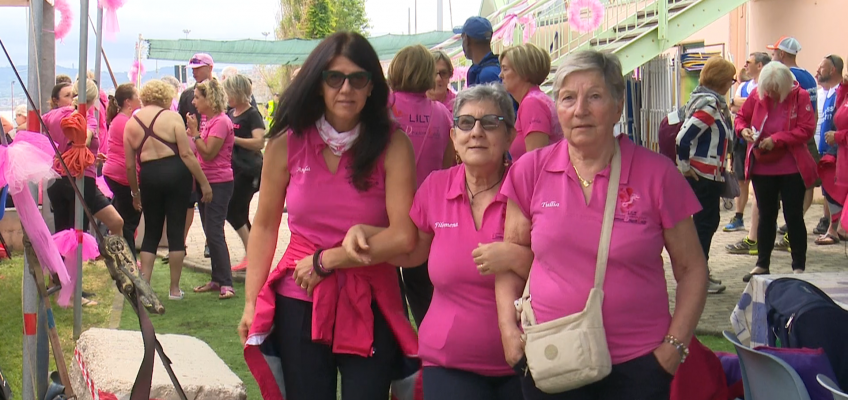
[334,0,370,36]
[302,0,336,39]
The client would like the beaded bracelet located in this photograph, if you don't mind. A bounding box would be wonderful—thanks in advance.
[312,249,334,277]
[664,334,689,363]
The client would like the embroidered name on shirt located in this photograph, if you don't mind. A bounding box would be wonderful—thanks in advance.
[293,166,311,174]
[434,222,458,228]
[541,201,560,208]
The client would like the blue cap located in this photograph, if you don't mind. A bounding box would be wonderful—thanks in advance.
[453,16,493,41]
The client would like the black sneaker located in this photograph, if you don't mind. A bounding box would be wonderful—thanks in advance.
[778,224,788,235]
[813,216,829,235]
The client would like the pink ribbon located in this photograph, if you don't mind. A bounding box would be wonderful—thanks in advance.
[492,13,537,47]
[98,0,127,41]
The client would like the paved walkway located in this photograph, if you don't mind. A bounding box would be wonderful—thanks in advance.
[159,191,848,335]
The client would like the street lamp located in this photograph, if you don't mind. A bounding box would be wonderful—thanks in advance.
[261,31,270,40]
[183,29,191,39]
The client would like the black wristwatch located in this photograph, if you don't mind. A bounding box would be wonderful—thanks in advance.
[193,135,202,142]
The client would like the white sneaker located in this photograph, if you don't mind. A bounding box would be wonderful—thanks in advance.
[708,279,726,294]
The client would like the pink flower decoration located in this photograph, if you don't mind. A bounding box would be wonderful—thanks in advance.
[54,0,74,42]
[129,60,145,85]
[568,0,605,34]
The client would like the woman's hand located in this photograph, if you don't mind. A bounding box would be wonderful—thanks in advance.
[132,195,142,211]
[653,343,681,376]
[741,128,755,143]
[473,242,515,275]
[682,169,699,181]
[199,183,213,203]
[97,153,107,163]
[825,131,836,146]
[501,324,526,367]
[238,304,254,346]
[292,255,324,296]
[758,137,775,151]
[342,225,373,265]
[186,114,198,133]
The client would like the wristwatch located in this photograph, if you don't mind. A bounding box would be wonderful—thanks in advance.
[193,135,202,142]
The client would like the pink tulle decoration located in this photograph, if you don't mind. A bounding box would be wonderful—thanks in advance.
[53,229,100,307]
[0,132,70,305]
[96,175,113,198]
[492,13,537,47]
[98,0,127,41]
[129,60,145,85]
[568,0,605,34]
[451,66,469,83]
[54,0,74,41]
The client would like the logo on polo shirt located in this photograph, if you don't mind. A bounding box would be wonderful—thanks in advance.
[541,201,560,208]
[434,222,458,228]
[293,166,311,174]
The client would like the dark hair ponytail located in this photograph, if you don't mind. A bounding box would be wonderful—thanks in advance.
[108,83,137,124]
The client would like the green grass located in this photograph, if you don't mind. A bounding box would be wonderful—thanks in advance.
[0,256,115,397]
[118,262,259,399]
[699,333,736,354]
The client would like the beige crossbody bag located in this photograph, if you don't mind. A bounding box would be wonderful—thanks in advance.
[515,140,620,393]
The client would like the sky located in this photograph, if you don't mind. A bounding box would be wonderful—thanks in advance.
[0,0,480,72]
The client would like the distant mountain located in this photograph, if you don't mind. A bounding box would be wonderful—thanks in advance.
[0,65,187,108]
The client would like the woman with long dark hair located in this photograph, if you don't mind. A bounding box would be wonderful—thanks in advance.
[103,83,143,260]
[239,32,419,399]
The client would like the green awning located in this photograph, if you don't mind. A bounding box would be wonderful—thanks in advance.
[144,31,458,65]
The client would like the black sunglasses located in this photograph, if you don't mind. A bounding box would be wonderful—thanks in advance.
[436,70,451,79]
[454,115,505,131]
[322,70,372,89]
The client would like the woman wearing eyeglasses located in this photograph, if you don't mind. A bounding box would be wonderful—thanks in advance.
[239,32,419,400]
[427,50,457,111]
[387,44,455,326]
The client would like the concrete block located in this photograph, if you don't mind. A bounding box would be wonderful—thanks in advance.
[0,206,55,252]
[70,328,246,400]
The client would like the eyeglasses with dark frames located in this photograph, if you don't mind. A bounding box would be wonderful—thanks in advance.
[322,70,372,89]
[453,115,505,131]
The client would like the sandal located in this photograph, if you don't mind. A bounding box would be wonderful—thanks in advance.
[219,286,235,300]
[169,290,185,300]
[815,233,840,246]
[81,297,99,307]
[193,281,221,293]
[742,268,769,283]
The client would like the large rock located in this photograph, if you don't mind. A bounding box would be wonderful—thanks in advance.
[70,328,246,400]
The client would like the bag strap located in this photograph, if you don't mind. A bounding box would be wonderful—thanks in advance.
[519,139,621,325]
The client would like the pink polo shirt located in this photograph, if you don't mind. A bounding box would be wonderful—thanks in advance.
[440,90,457,113]
[391,91,453,188]
[510,86,563,161]
[501,136,701,364]
[276,126,390,301]
[43,106,100,178]
[410,164,514,377]
[198,113,235,183]
[102,113,131,185]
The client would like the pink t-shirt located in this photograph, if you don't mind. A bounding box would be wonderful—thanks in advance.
[410,164,514,376]
[96,91,109,156]
[43,106,100,178]
[275,126,390,301]
[500,136,702,364]
[102,113,132,185]
[751,103,798,176]
[510,86,563,161]
[441,90,457,114]
[197,113,235,183]
[391,91,453,188]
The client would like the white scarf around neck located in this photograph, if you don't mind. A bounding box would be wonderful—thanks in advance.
[316,115,361,156]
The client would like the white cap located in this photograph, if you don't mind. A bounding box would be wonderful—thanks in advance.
[767,36,801,55]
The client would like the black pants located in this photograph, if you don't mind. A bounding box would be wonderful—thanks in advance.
[752,173,807,271]
[687,177,723,262]
[399,261,433,327]
[198,180,234,286]
[139,156,193,253]
[271,295,401,400]
[225,172,258,231]
[47,176,112,233]
[104,176,142,260]
[423,367,522,400]
[520,353,673,400]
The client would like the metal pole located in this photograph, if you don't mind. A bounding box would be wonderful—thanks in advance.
[95,1,104,157]
[74,0,91,341]
[437,0,443,31]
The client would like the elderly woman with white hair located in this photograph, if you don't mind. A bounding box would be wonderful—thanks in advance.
[736,61,817,282]
[495,50,708,399]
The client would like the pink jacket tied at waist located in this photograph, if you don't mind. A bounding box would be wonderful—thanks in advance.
[244,233,419,400]
[735,85,818,187]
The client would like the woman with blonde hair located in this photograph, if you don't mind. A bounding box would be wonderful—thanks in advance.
[223,74,266,271]
[427,50,457,111]
[736,61,817,281]
[124,79,211,299]
[388,44,454,325]
[188,78,237,299]
[499,43,562,160]
[676,56,736,294]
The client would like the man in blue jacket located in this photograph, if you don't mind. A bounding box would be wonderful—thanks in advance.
[454,17,501,86]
